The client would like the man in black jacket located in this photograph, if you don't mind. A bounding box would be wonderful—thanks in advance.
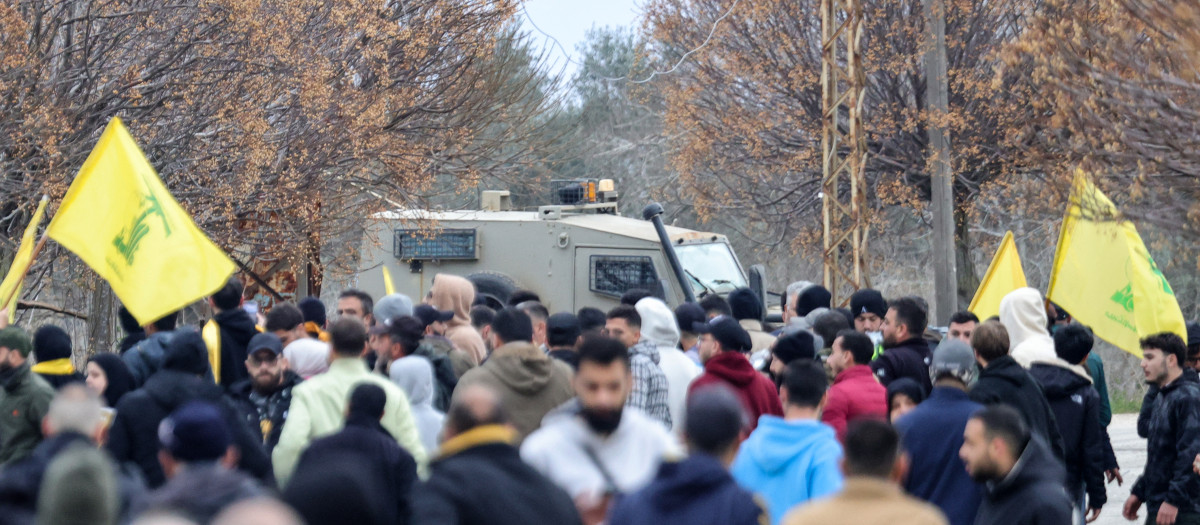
[292,383,417,525]
[968,320,1065,461]
[107,329,273,489]
[227,332,302,455]
[872,296,933,393]
[1138,322,1200,439]
[204,278,258,388]
[1124,332,1200,525]
[960,405,1072,525]
[412,384,581,525]
[1028,324,1106,521]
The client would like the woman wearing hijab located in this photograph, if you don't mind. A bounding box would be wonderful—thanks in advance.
[886,377,926,423]
[86,353,135,411]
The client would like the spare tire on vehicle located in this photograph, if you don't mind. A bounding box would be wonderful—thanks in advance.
[467,272,518,310]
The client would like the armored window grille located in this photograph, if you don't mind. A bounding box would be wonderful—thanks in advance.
[590,255,663,298]
[394,229,477,260]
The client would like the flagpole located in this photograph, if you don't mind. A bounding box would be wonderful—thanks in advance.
[0,232,50,311]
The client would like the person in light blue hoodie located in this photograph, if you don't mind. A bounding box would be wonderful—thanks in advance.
[731,360,844,525]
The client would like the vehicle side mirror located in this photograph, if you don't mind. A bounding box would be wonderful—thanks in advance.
[749,264,767,322]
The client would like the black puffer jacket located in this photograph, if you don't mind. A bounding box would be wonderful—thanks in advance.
[870,337,933,393]
[969,355,1066,461]
[106,369,273,489]
[1131,375,1200,515]
[974,435,1073,525]
[1029,362,1106,510]
[1138,367,1199,438]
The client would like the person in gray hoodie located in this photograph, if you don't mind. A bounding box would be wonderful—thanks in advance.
[453,308,573,442]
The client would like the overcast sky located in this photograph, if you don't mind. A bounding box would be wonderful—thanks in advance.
[519,0,642,79]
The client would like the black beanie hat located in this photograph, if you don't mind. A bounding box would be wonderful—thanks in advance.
[794,286,832,317]
[158,401,231,462]
[298,297,327,327]
[850,289,887,319]
[162,329,210,376]
[728,288,763,322]
[33,325,72,361]
[1187,321,1200,349]
[772,331,817,364]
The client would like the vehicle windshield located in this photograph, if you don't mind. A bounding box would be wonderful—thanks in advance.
[674,243,747,295]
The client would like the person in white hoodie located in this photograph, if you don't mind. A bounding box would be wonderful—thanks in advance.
[999,288,1058,368]
[636,298,702,431]
[521,336,682,522]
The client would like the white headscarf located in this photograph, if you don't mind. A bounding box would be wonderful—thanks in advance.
[283,338,331,378]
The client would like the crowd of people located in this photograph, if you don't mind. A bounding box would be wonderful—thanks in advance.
[0,273,1197,525]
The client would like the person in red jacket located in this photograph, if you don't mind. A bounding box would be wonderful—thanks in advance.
[822,330,888,441]
[687,317,782,431]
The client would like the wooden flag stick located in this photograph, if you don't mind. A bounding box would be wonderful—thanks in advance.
[0,232,50,312]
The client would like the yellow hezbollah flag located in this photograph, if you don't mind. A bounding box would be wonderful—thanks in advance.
[1047,170,1186,358]
[0,196,49,322]
[969,230,1027,321]
[47,118,236,325]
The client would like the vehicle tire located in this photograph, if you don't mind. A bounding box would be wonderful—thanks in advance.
[467,271,518,310]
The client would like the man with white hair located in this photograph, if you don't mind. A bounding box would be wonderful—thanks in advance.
[0,384,144,521]
[781,281,814,326]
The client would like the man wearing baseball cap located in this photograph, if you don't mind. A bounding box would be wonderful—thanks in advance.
[687,317,782,431]
[228,332,302,455]
[0,326,54,465]
[893,339,984,525]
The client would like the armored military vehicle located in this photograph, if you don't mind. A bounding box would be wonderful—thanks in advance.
[355,180,768,314]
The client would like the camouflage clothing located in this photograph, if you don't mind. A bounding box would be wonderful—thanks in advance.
[1131,375,1200,515]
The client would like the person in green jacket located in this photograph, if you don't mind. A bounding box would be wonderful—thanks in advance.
[0,326,55,465]
[272,317,427,487]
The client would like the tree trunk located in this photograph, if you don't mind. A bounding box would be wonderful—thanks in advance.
[954,204,980,313]
[87,278,114,355]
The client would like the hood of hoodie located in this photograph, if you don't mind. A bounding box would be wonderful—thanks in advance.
[741,416,838,473]
[989,434,1065,497]
[389,356,435,407]
[635,298,680,348]
[650,454,733,512]
[630,340,662,365]
[1030,360,1092,400]
[485,342,558,395]
[703,351,758,387]
[430,274,475,328]
[999,288,1051,351]
[142,369,223,412]
[980,355,1033,389]
[215,308,259,341]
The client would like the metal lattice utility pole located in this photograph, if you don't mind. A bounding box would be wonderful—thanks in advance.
[821,0,870,307]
